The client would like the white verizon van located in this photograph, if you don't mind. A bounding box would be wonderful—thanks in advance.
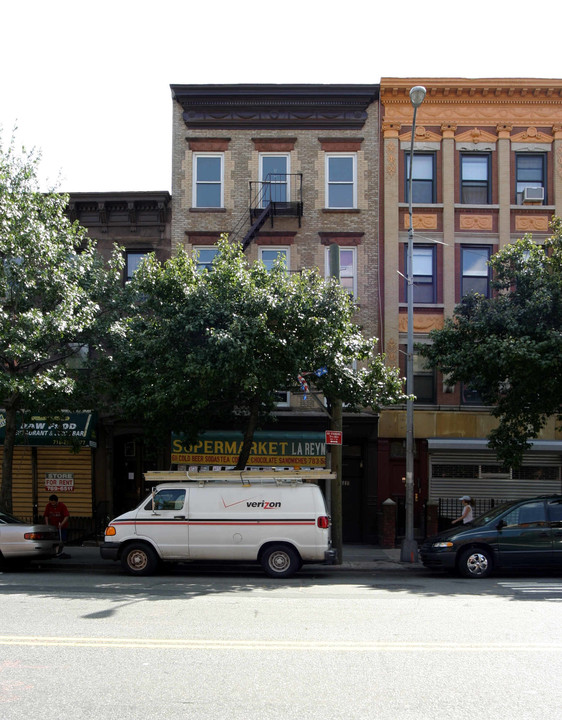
[100,470,335,578]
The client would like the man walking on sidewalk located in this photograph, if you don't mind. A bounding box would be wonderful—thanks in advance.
[43,494,71,558]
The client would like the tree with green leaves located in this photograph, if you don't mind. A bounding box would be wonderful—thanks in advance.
[420,217,562,468]
[110,235,406,468]
[0,134,124,513]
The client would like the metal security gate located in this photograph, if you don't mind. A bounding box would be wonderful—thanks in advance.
[428,440,562,519]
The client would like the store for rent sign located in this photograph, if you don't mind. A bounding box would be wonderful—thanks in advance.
[45,473,74,493]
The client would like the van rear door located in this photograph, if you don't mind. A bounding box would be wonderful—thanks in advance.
[134,487,189,559]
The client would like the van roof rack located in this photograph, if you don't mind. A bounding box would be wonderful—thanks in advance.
[144,469,336,486]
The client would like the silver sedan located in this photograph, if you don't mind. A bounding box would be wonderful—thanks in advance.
[0,511,59,566]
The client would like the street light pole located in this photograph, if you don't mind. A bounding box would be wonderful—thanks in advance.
[400,85,426,563]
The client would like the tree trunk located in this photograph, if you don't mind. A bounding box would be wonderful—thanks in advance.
[0,398,19,514]
[234,399,260,471]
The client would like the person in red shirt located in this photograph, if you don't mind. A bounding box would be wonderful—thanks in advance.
[44,494,71,558]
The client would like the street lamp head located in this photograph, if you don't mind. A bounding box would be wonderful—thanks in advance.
[409,85,426,109]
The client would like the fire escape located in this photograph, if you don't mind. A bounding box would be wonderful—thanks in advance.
[239,173,303,250]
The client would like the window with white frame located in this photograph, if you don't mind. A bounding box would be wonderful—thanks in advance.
[260,154,289,206]
[516,153,546,205]
[405,152,435,203]
[404,244,436,303]
[461,153,491,204]
[325,154,356,208]
[461,246,491,297]
[259,247,289,272]
[325,246,357,296]
[194,247,219,273]
[193,154,223,208]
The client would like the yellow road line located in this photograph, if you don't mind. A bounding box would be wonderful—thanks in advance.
[0,636,561,651]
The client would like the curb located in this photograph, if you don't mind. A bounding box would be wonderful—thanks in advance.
[42,547,425,573]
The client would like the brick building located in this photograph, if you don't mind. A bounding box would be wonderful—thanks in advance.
[170,84,383,542]
[379,78,562,534]
[13,79,562,544]
[68,191,172,519]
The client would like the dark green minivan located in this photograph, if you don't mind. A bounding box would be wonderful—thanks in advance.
[420,495,562,578]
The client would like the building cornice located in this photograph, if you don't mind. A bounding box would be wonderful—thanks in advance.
[171,84,379,130]
[68,191,171,228]
[380,78,562,128]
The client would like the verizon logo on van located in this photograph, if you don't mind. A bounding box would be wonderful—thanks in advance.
[246,500,281,509]
[221,496,281,509]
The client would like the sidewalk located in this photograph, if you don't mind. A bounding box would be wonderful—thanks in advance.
[45,543,424,572]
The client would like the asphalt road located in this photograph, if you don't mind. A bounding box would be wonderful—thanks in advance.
[1,563,561,719]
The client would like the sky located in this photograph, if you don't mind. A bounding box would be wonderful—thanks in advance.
[2,0,562,193]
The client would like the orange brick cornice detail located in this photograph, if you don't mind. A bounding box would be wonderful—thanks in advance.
[459,214,493,230]
[455,127,498,144]
[382,122,401,138]
[515,215,549,232]
[187,138,230,151]
[441,123,457,139]
[497,124,513,139]
[399,126,442,143]
[399,313,444,333]
[380,79,562,128]
[511,127,553,144]
[403,214,438,230]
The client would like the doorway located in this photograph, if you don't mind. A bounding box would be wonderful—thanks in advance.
[112,435,158,516]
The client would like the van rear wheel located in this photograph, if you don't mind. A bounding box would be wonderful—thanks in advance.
[261,545,300,578]
[121,543,159,576]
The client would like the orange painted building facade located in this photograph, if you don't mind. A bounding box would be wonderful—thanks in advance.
[379,79,562,534]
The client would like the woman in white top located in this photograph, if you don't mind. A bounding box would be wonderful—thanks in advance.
[452,495,474,524]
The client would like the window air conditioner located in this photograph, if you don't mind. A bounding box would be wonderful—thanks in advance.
[522,186,544,202]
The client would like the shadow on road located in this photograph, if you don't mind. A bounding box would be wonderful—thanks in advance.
[1,558,561,616]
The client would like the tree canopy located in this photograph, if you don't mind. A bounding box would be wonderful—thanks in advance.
[0,134,123,512]
[110,236,406,468]
[420,217,562,468]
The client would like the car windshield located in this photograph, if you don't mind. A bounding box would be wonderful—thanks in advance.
[0,511,24,525]
[471,502,517,528]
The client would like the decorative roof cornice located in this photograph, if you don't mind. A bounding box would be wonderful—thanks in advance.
[68,191,171,228]
[381,78,562,128]
[170,84,378,129]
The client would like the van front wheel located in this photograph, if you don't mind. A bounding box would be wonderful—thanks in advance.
[261,545,300,578]
[121,543,159,576]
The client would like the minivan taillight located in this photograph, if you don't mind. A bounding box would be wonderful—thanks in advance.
[317,516,330,529]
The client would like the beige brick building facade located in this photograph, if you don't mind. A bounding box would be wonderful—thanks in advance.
[170,85,382,542]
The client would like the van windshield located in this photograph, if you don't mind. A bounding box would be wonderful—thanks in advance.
[144,489,186,511]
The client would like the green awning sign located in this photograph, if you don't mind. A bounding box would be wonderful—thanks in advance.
[0,412,96,447]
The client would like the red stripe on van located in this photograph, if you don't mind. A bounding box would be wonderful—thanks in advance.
[125,520,317,527]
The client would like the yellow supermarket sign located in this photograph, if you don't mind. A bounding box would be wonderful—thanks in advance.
[171,431,326,467]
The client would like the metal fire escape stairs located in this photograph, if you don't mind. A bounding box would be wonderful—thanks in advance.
[229,174,303,250]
